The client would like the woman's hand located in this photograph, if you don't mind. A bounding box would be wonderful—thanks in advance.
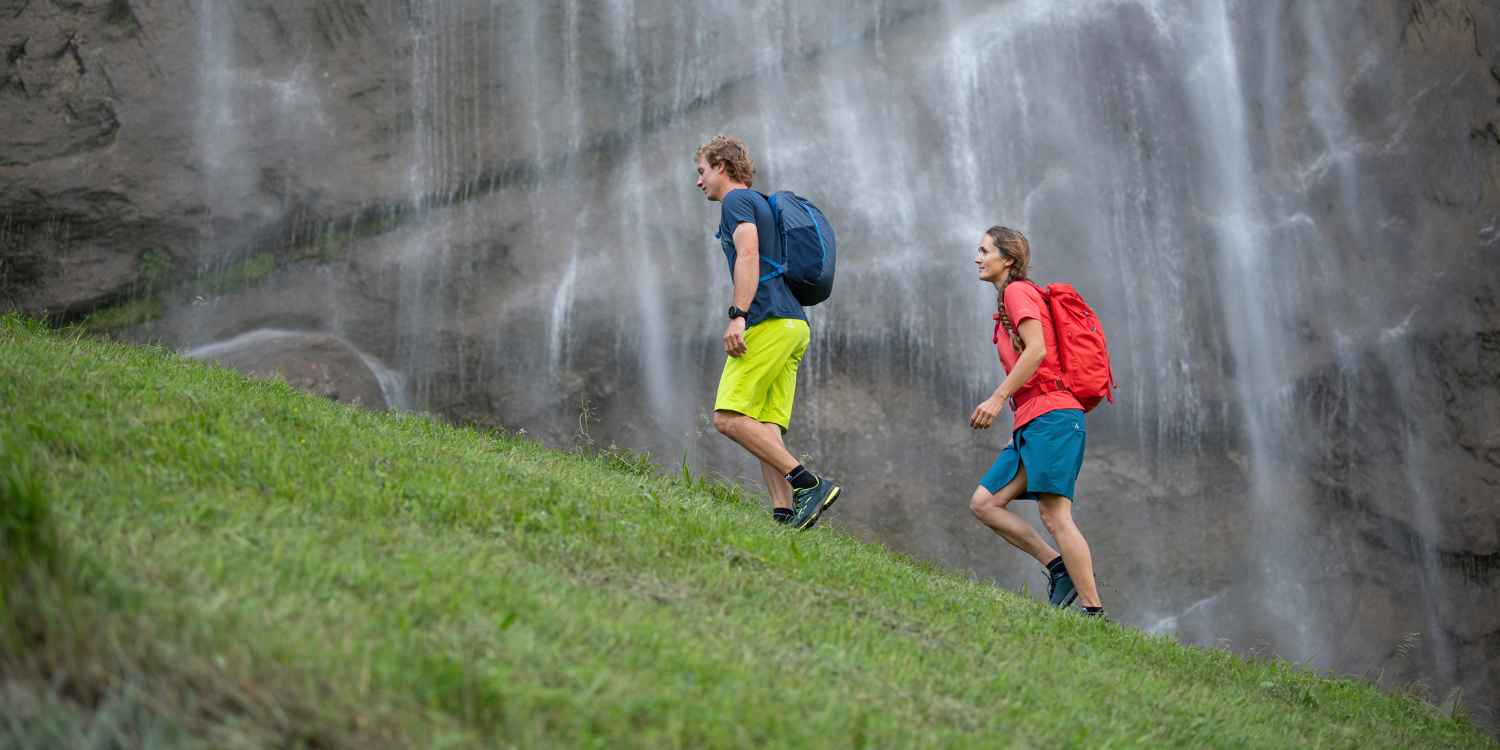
[723,317,748,357]
[969,397,1003,429]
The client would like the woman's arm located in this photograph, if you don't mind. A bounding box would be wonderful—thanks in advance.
[970,319,1046,429]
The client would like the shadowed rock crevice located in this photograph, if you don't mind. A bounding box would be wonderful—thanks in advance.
[105,0,142,31]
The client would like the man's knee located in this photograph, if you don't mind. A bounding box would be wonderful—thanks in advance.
[712,410,742,437]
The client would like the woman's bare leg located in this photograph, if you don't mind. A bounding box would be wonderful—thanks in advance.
[1037,494,1101,608]
[969,464,1058,566]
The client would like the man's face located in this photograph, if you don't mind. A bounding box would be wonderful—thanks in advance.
[696,157,729,202]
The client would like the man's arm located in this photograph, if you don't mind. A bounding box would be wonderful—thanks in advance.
[723,221,759,357]
[730,222,759,312]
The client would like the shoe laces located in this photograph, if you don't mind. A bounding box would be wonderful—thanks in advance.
[792,489,813,513]
[792,480,819,505]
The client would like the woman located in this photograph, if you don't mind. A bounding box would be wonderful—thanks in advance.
[968,225,1103,616]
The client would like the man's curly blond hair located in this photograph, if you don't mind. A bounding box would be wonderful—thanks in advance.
[695,135,755,187]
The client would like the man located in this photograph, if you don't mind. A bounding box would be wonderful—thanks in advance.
[694,135,840,529]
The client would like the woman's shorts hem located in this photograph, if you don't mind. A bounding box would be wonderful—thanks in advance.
[978,409,1086,502]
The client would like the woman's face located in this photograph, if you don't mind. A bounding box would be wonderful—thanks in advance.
[975,234,1012,283]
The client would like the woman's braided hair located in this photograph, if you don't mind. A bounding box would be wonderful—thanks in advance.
[987,225,1031,353]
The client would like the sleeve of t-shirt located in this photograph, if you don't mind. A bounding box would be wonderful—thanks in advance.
[1003,282,1046,326]
[722,191,758,228]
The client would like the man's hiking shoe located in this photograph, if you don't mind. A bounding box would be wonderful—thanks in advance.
[1047,566,1078,608]
[790,477,841,530]
[1081,607,1107,620]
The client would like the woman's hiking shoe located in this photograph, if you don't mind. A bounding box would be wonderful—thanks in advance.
[1047,566,1078,608]
[790,478,841,530]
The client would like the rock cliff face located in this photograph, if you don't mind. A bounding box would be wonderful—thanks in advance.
[3,0,1497,726]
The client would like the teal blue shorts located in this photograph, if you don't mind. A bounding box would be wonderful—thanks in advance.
[979,409,1086,501]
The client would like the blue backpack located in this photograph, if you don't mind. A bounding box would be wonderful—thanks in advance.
[759,191,837,307]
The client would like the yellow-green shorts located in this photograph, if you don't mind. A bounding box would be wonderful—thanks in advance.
[714,317,810,432]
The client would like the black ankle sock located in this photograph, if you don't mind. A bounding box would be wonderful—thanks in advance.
[1045,556,1067,574]
[785,465,817,490]
[772,507,794,524]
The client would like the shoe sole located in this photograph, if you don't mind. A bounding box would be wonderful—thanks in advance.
[797,485,841,530]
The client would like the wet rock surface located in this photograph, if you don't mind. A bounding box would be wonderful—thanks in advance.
[186,330,392,409]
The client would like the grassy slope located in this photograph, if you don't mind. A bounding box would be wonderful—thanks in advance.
[0,315,1491,749]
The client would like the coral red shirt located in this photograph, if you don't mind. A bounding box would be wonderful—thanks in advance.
[993,281,1085,431]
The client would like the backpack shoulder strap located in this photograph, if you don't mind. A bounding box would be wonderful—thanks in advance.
[756,190,787,282]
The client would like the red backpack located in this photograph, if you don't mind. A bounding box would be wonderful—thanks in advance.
[1028,281,1117,412]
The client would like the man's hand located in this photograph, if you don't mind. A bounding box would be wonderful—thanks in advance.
[969,397,1003,429]
[723,317,748,357]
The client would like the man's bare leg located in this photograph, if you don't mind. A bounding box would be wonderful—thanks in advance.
[717,413,794,509]
[1038,494,1102,608]
[969,464,1059,565]
[714,409,839,528]
[712,410,797,474]
[741,417,795,510]
[760,460,793,511]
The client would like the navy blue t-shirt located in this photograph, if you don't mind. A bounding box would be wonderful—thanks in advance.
[715,188,807,326]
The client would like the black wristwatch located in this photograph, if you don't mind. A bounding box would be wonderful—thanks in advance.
[727,306,748,320]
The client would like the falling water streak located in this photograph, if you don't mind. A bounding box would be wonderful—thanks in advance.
[193,1,240,200]
[1178,0,1321,662]
[548,254,580,376]
[192,0,248,290]
[397,1,432,408]
[393,1,456,409]
[496,1,545,382]
[1289,5,1454,681]
[1097,73,1186,612]
[540,1,587,394]
[469,2,484,202]
[185,0,263,355]
[605,0,677,429]
[940,0,985,225]
[1378,321,1458,683]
